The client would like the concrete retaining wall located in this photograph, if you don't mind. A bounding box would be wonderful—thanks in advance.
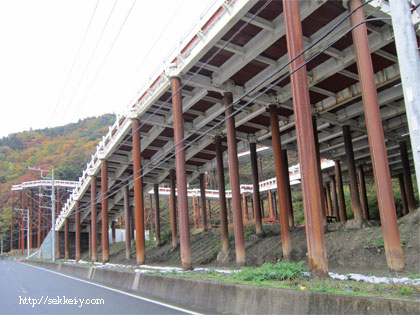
[24,260,420,314]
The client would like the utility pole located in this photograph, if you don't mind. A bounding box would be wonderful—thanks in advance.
[28,167,55,262]
[389,0,420,195]
[14,208,28,258]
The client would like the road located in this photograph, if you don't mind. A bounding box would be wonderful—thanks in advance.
[0,259,201,314]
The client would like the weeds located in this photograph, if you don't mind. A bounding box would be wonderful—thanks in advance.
[228,261,305,282]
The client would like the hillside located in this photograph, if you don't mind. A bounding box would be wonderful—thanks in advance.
[0,114,116,247]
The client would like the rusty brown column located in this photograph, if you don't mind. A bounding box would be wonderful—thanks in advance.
[269,104,291,259]
[192,195,197,229]
[171,76,192,269]
[10,190,14,250]
[111,221,116,244]
[21,190,24,255]
[242,193,248,222]
[325,182,333,217]
[283,0,328,275]
[350,0,404,270]
[399,141,416,211]
[250,142,263,235]
[64,218,69,259]
[398,174,409,215]
[37,187,41,248]
[330,176,339,221]
[282,149,294,227]
[227,199,232,224]
[342,125,363,224]
[56,187,60,259]
[313,118,327,225]
[357,165,370,220]
[29,190,33,249]
[132,118,145,265]
[215,135,229,253]
[334,160,347,222]
[199,173,208,232]
[90,175,98,262]
[224,91,245,265]
[169,169,177,248]
[131,205,135,240]
[101,159,109,263]
[75,200,80,261]
[268,190,273,219]
[88,221,92,259]
[154,183,161,246]
[123,185,131,260]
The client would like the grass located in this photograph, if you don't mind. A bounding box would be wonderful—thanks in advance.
[364,236,408,249]
[146,261,420,301]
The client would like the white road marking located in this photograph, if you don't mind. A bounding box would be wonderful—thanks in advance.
[20,262,203,315]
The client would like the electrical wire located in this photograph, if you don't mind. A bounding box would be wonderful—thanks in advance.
[70,0,137,123]
[70,8,383,218]
[6,1,381,226]
[57,0,119,126]
[48,0,101,127]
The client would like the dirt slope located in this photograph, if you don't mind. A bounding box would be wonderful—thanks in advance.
[106,208,420,276]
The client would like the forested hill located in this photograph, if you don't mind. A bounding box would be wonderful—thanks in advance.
[0,114,116,245]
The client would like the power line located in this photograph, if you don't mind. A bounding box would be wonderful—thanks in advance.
[57,0,119,126]
[68,3,377,218]
[70,0,137,123]
[48,0,101,127]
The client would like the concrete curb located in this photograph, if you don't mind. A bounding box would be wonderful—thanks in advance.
[24,260,420,314]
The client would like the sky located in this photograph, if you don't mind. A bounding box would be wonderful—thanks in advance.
[0,0,216,138]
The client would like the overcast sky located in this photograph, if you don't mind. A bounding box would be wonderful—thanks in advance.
[0,0,215,138]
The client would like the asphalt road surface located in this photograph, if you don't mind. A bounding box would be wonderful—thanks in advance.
[0,259,201,314]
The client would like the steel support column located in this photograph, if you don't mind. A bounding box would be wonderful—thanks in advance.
[224,91,245,265]
[169,169,177,248]
[250,142,263,234]
[313,117,327,225]
[398,174,409,215]
[132,118,145,265]
[242,193,248,222]
[64,218,69,259]
[325,183,333,217]
[171,76,192,269]
[215,136,229,253]
[330,176,339,221]
[199,173,208,231]
[268,190,273,219]
[269,104,291,260]
[29,191,33,249]
[123,185,131,260]
[75,200,80,261]
[91,175,98,262]
[21,190,24,255]
[111,221,116,244]
[10,191,14,250]
[342,125,363,224]
[350,0,404,270]
[357,165,370,221]
[37,187,41,248]
[154,183,161,246]
[334,160,347,222]
[56,187,60,259]
[282,149,294,227]
[101,160,109,263]
[399,141,416,211]
[283,0,328,275]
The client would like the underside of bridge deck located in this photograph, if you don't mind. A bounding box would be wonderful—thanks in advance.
[49,0,419,274]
